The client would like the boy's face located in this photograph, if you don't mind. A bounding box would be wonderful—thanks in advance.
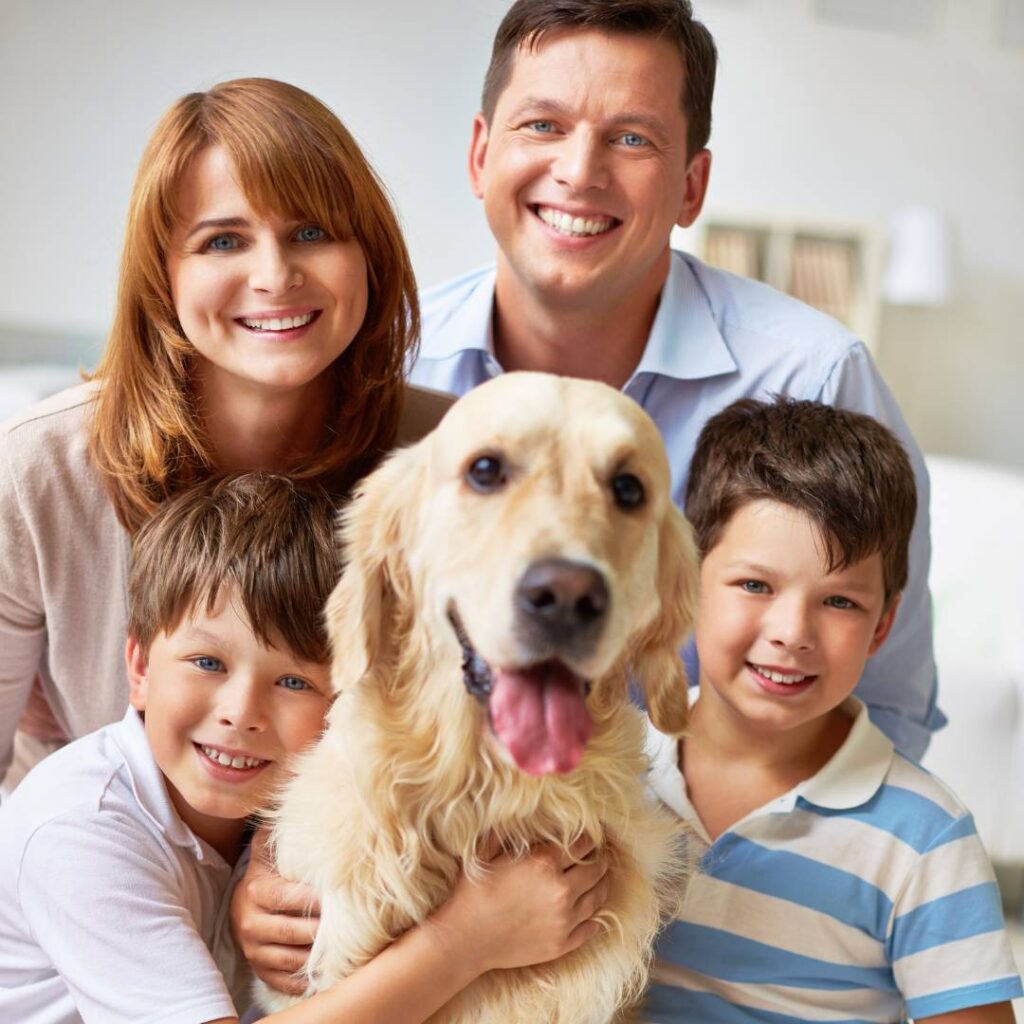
[695,500,899,736]
[127,589,331,850]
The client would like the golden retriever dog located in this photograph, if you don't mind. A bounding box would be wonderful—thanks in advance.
[262,372,697,1023]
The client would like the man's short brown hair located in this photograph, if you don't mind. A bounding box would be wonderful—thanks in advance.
[685,398,917,601]
[128,474,342,662]
[481,0,717,158]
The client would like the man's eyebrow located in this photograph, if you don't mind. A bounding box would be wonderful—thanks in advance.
[184,217,249,242]
[504,97,575,122]
[504,100,670,138]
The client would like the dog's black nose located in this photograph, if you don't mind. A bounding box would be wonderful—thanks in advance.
[515,559,609,657]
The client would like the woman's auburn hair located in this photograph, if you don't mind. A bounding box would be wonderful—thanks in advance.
[89,78,419,533]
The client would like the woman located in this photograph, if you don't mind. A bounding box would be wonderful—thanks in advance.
[0,78,450,787]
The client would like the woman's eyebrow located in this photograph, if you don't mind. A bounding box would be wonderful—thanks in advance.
[184,216,249,241]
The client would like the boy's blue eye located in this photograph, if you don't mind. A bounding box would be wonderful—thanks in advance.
[278,675,311,692]
[826,595,856,610]
[740,580,769,594]
[295,224,327,243]
[192,655,224,672]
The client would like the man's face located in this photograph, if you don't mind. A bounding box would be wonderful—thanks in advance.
[469,28,710,311]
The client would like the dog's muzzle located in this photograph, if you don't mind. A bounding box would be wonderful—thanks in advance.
[514,558,609,660]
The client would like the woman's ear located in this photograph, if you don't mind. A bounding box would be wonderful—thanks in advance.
[125,635,150,712]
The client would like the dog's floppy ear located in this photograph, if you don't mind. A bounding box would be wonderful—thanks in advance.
[630,506,699,736]
[325,441,426,694]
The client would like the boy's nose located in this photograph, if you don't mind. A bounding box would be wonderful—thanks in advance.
[766,600,816,652]
[217,679,269,733]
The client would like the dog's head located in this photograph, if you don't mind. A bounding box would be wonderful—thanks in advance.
[327,372,697,776]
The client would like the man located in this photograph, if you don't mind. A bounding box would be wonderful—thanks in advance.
[409,0,943,759]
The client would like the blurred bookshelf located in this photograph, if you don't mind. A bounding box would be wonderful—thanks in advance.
[672,212,886,355]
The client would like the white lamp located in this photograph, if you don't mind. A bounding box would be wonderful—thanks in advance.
[882,205,951,306]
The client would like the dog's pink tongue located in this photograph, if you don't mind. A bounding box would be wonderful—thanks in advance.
[489,663,592,776]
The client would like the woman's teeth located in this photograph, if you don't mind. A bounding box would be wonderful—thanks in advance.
[752,665,812,685]
[240,311,315,331]
[200,744,266,769]
[536,207,615,237]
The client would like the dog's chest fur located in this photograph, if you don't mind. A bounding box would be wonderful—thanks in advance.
[265,697,684,1024]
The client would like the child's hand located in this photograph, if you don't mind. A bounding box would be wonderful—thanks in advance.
[428,837,609,975]
[229,828,320,995]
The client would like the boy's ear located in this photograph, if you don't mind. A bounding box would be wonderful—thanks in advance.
[125,635,150,711]
[868,594,902,657]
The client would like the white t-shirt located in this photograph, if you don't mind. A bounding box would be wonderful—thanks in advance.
[0,707,250,1024]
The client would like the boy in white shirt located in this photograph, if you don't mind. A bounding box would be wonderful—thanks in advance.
[0,473,608,1024]
[643,398,1022,1022]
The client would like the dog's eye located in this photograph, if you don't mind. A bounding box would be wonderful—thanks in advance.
[612,472,645,509]
[466,455,505,492]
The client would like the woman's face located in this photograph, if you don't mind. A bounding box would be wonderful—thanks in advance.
[166,146,368,400]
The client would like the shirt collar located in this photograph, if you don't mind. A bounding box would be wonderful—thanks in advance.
[422,265,497,360]
[645,696,894,833]
[424,253,738,384]
[629,252,738,384]
[110,707,218,862]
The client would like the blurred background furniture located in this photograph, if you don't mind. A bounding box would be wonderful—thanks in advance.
[922,453,1024,898]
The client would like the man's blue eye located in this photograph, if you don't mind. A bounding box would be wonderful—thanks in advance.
[193,656,224,672]
[741,580,768,594]
[295,225,326,243]
[620,133,647,148]
[279,676,311,692]
[529,121,555,133]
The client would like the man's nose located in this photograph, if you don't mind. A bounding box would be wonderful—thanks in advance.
[551,129,609,192]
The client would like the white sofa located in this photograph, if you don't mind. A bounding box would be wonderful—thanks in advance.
[921,454,1024,865]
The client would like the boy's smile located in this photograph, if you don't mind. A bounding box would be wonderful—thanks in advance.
[127,589,332,858]
[695,500,899,740]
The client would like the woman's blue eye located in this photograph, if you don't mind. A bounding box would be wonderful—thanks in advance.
[740,580,769,594]
[278,675,311,692]
[192,656,224,672]
[205,234,240,252]
[295,225,326,243]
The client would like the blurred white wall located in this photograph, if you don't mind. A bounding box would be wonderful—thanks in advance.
[1,0,1021,463]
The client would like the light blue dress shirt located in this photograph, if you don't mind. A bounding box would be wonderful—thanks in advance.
[409,250,944,759]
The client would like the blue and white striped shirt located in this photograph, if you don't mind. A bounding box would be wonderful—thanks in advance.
[643,700,1022,1022]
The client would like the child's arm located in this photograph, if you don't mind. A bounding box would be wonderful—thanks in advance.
[918,1005,1016,1023]
[217,838,609,1024]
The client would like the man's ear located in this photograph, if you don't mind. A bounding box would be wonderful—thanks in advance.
[868,594,902,657]
[675,148,712,230]
[125,635,150,712]
[468,113,491,200]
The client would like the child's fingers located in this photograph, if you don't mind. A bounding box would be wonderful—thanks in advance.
[255,967,310,998]
[562,835,597,866]
[251,940,312,975]
[564,916,603,953]
[250,909,320,948]
[563,854,608,900]
[572,874,611,925]
[251,876,321,918]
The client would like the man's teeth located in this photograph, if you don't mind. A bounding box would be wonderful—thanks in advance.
[753,665,812,685]
[200,745,266,769]
[536,207,614,237]
[240,311,315,331]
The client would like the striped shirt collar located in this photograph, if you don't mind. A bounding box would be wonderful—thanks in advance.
[646,696,896,834]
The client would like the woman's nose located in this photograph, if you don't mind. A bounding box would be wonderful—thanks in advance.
[248,239,302,295]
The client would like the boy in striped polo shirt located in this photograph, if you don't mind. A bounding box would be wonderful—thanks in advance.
[643,397,1021,1023]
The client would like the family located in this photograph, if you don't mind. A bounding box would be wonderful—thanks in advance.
[0,1,1019,1022]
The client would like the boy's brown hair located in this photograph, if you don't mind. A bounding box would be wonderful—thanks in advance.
[481,0,717,158]
[685,398,917,602]
[128,474,342,663]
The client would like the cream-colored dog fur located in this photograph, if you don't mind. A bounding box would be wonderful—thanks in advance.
[260,372,697,1023]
